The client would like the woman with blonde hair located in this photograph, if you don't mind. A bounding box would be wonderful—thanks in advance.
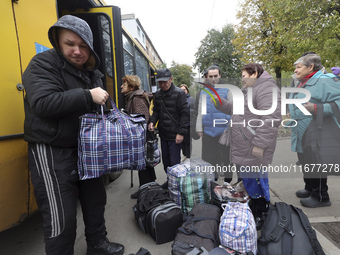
[121,75,156,198]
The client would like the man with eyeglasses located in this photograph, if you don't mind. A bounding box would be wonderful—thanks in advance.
[196,65,233,182]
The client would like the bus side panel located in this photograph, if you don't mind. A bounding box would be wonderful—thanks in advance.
[0,0,57,232]
[14,0,58,224]
[13,0,58,219]
[0,1,30,232]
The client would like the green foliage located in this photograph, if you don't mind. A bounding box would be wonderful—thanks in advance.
[193,24,243,79]
[169,61,196,87]
[234,0,340,79]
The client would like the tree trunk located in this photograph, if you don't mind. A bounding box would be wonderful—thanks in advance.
[275,66,282,87]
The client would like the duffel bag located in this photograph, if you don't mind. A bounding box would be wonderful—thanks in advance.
[146,201,183,244]
[171,203,220,254]
[132,182,173,233]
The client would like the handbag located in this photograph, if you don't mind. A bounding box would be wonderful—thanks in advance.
[78,97,147,180]
[301,102,340,176]
[145,131,161,167]
[218,128,230,146]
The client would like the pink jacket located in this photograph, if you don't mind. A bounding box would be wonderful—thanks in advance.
[215,71,281,166]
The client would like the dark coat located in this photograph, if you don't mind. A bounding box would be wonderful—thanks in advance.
[124,89,151,123]
[215,71,281,166]
[150,83,189,140]
[23,15,104,147]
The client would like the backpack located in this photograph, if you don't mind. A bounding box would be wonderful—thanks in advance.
[257,202,325,255]
[219,202,257,255]
[171,203,220,254]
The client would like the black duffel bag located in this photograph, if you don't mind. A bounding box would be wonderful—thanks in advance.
[302,102,340,176]
[171,203,220,255]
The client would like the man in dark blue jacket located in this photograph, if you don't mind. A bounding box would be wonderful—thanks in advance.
[148,69,189,187]
[23,15,124,255]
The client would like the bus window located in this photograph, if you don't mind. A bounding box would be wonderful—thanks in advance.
[100,15,113,78]
[135,49,150,91]
[123,34,134,75]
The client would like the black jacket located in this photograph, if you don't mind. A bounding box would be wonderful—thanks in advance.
[150,83,189,140]
[23,49,103,147]
[23,15,104,147]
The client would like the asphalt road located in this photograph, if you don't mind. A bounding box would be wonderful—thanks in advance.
[0,138,339,255]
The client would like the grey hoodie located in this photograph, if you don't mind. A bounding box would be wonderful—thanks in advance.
[48,15,100,70]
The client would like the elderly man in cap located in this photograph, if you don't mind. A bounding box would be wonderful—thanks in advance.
[148,68,189,188]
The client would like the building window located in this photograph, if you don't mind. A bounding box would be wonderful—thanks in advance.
[137,26,141,38]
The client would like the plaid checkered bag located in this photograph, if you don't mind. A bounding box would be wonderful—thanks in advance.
[167,162,191,206]
[78,97,146,180]
[167,159,214,208]
[179,171,211,214]
[219,202,257,255]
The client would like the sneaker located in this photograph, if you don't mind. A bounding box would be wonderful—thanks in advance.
[300,196,331,208]
[87,237,124,255]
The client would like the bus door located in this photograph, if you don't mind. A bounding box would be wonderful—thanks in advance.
[61,6,125,108]
[0,0,57,232]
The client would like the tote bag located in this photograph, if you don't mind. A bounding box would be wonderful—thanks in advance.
[145,131,161,167]
[78,97,147,180]
[302,102,340,176]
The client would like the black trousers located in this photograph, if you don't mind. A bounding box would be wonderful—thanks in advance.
[28,143,107,255]
[202,134,233,182]
[297,153,329,201]
[160,139,182,173]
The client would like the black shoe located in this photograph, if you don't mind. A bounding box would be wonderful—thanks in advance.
[130,190,139,199]
[87,237,124,255]
[300,196,331,208]
[295,189,312,198]
[160,181,168,190]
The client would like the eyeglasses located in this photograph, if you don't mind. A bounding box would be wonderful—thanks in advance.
[208,75,219,78]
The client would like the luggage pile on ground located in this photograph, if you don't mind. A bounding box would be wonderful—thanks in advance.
[132,159,325,255]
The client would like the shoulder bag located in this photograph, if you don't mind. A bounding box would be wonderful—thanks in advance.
[301,102,340,176]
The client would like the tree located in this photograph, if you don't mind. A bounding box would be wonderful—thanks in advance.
[234,0,340,81]
[169,61,196,87]
[193,24,242,79]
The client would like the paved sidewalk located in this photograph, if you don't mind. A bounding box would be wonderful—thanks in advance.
[1,138,339,254]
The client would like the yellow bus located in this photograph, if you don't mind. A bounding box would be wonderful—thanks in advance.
[1,0,158,232]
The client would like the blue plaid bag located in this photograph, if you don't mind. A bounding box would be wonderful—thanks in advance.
[78,97,146,180]
[219,202,257,255]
